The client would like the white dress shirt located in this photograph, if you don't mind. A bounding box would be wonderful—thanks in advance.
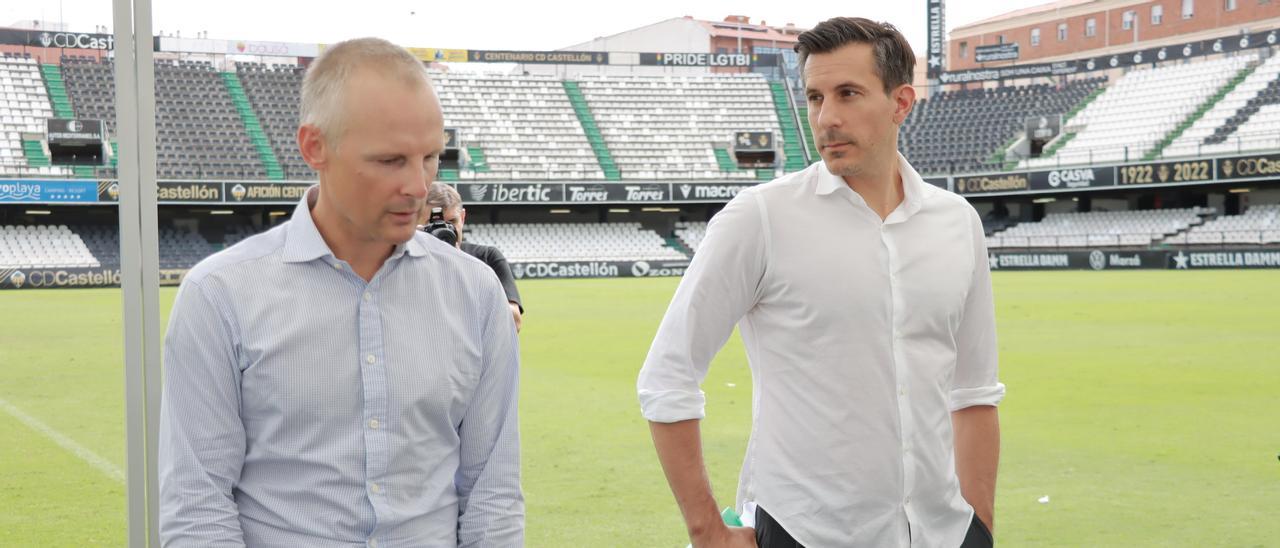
[638,154,1005,547]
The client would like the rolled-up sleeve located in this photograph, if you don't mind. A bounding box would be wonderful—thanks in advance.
[638,190,768,423]
[950,209,1006,411]
[158,279,247,546]
[456,279,524,547]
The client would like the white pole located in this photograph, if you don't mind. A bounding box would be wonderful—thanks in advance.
[113,0,161,544]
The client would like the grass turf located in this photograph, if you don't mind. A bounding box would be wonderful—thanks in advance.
[0,271,1276,546]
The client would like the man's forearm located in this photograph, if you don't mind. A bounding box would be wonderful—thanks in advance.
[649,419,727,540]
[952,405,1000,532]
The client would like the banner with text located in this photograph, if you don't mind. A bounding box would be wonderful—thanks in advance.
[0,267,187,290]
[510,260,689,280]
[940,28,1280,83]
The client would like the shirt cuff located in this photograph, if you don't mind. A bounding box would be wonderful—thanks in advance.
[638,388,707,423]
[949,382,1006,412]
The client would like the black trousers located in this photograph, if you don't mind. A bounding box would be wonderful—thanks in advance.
[754,506,994,548]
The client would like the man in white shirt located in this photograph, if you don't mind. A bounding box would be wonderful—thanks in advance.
[638,17,1004,548]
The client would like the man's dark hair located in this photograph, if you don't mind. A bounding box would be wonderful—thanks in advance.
[795,17,915,95]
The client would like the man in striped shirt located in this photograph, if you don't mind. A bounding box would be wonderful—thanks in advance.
[158,38,523,547]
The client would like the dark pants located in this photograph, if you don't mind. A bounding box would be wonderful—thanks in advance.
[754,506,994,548]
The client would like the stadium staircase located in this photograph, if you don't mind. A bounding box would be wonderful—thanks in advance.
[1205,72,1280,145]
[467,146,490,172]
[1017,85,1101,168]
[438,146,491,181]
[1145,61,1258,161]
[767,81,809,172]
[1039,131,1077,159]
[21,140,50,168]
[664,236,693,257]
[797,105,819,163]
[39,64,76,119]
[220,72,285,180]
[1065,86,1104,123]
[39,64,97,177]
[562,81,621,181]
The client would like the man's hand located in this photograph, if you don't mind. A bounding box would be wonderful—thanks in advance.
[953,405,999,535]
[692,525,757,547]
[508,302,522,333]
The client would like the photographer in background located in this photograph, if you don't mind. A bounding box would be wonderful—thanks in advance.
[424,182,524,332]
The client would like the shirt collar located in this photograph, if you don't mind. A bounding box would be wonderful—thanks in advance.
[813,152,928,220]
[282,185,429,264]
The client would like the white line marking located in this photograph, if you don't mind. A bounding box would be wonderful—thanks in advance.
[0,395,125,484]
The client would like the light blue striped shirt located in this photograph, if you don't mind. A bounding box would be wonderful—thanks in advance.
[159,187,523,547]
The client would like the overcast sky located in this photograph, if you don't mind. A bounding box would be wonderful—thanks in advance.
[5,1,1048,56]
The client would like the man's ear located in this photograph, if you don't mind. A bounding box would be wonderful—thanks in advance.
[298,124,329,171]
[891,84,917,126]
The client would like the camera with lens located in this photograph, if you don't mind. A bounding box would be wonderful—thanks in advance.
[420,207,458,246]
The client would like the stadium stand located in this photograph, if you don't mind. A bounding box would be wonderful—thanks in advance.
[674,221,707,253]
[5,223,228,270]
[987,207,1211,248]
[1165,203,1280,245]
[58,56,117,178]
[62,57,268,180]
[1024,54,1257,168]
[0,224,99,268]
[433,72,602,180]
[235,63,309,179]
[75,224,120,267]
[463,222,689,262]
[1164,53,1280,158]
[157,227,218,269]
[903,77,1105,175]
[575,74,783,179]
[1,53,72,178]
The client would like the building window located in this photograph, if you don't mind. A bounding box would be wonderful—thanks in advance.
[1183,0,1195,18]
[998,34,1006,44]
[1058,23,1068,41]
[960,41,968,59]
[1122,11,1135,30]
[1152,5,1164,24]
[1031,28,1041,46]
[1086,18,1097,37]
[1225,0,1237,10]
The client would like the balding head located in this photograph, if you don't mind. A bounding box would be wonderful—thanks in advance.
[300,37,434,146]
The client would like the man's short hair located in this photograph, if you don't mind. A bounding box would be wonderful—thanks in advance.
[427,182,463,211]
[794,17,915,95]
[300,37,431,145]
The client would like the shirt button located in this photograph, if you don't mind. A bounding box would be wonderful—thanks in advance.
[368,539,377,548]
[363,292,372,302]
[370,483,381,494]
[899,386,906,396]
[365,354,375,365]
[369,419,380,430]
[333,263,343,270]
[905,497,911,505]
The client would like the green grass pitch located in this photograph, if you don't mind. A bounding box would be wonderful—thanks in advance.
[1,271,1277,546]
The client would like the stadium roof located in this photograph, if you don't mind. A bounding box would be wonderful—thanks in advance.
[953,0,1096,32]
